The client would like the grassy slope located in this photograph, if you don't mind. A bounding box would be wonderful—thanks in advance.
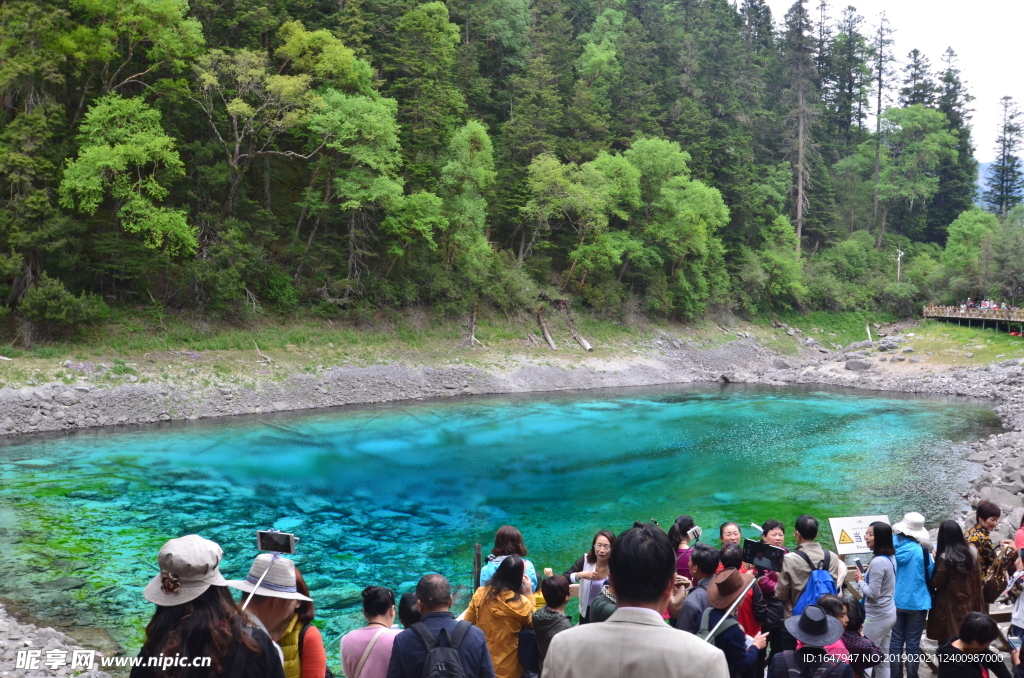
[3,311,1024,392]
[0,310,754,391]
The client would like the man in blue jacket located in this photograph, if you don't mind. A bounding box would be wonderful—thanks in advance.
[890,513,935,678]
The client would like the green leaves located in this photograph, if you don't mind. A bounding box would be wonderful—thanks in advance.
[67,0,205,91]
[310,89,404,212]
[439,120,497,268]
[59,94,195,255]
[876,105,957,207]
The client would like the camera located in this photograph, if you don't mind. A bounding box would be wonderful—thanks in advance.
[257,530,297,554]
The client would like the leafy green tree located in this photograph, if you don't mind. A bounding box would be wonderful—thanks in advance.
[439,120,496,269]
[66,0,204,102]
[735,215,806,311]
[941,208,999,299]
[983,96,1024,219]
[299,89,404,296]
[872,105,957,248]
[59,94,195,254]
[992,208,1024,305]
[190,21,370,217]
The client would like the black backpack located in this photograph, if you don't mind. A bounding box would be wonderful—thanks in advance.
[777,650,845,678]
[412,621,471,678]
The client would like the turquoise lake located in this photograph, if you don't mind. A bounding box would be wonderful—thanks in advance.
[0,383,1004,661]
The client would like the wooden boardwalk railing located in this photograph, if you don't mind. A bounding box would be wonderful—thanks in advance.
[923,305,1024,322]
[923,305,1024,333]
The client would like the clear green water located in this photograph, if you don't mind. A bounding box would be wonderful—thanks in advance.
[0,383,1002,661]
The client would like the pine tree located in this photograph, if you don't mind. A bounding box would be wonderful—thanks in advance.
[384,2,467,183]
[983,96,1024,219]
[926,47,977,243]
[608,15,662,148]
[740,0,775,56]
[824,7,872,154]
[899,49,937,107]
[504,0,575,163]
[782,0,820,253]
[870,13,896,242]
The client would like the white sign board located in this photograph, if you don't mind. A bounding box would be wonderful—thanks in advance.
[828,515,889,555]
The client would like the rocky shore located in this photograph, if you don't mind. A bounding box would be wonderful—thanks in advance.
[0,604,111,677]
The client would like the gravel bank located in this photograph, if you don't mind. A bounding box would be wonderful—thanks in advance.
[0,337,780,436]
[0,603,111,677]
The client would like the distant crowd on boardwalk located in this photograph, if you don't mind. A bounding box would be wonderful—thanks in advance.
[126,500,1024,678]
[960,299,1020,311]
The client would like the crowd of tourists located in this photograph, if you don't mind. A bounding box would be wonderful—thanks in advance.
[128,500,1024,678]
[960,299,1020,311]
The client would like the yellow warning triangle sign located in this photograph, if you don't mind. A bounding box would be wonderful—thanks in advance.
[838,529,854,545]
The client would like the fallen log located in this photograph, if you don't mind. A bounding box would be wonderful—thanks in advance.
[567,321,593,352]
[537,309,557,350]
[547,296,593,352]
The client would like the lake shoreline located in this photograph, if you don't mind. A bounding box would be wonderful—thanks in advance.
[3,327,1024,675]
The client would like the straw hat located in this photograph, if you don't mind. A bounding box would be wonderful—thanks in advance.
[784,605,844,647]
[707,568,754,610]
[143,535,229,606]
[892,512,930,545]
[226,554,313,602]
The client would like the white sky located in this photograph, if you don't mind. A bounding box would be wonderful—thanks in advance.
[763,0,1024,162]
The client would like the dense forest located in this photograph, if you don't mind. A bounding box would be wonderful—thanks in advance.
[3,0,1024,339]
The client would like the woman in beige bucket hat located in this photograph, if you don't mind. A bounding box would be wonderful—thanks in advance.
[133,534,285,678]
[226,553,326,678]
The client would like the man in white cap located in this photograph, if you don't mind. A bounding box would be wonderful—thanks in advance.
[227,553,314,668]
[890,512,934,678]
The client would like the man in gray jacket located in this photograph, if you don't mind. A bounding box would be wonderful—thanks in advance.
[775,514,847,651]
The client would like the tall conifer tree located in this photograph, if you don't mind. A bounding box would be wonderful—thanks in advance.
[783,0,819,252]
[984,96,1024,218]
[926,47,977,242]
[870,13,896,240]
[899,49,937,107]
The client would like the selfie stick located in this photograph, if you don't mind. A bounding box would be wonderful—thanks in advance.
[703,578,758,644]
[242,552,281,611]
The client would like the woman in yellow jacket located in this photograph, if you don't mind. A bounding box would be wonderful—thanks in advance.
[466,554,535,678]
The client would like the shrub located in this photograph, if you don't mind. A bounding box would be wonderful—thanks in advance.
[17,275,108,336]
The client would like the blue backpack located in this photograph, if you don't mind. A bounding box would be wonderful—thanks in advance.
[792,550,839,616]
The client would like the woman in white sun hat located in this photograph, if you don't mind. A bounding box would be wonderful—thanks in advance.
[890,512,935,678]
[227,553,326,678]
[131,534,285,678]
